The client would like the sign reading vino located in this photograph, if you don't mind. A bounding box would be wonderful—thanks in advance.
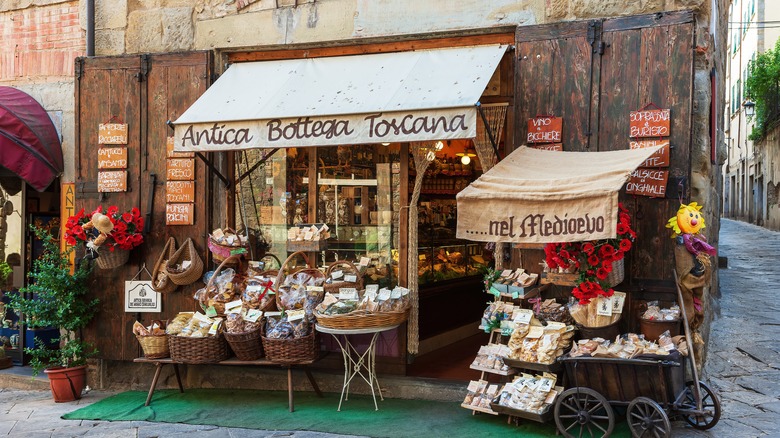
[527,116,562,144]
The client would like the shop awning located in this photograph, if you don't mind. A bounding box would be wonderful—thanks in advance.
[0,87,63,192]
[172,44,508,152]
[456,146,663,244]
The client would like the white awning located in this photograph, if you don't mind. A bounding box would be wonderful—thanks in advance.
[172,44,508,151]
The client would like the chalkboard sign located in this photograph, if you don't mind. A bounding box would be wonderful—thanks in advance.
[529,143,563,151]
[97,147,128,169]
[630,139,670,168]
[166,203,194,225]
[629,109,670,138]
[625,168,668,198]
[98,170,127,192]
[98,123,128,144]
[166,158,196,181]
[166,181,195,203]
[527,116,562,144]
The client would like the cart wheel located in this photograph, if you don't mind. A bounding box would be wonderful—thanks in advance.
[627,396,671,438]
[554,387,615,438]
[681,381,721,430]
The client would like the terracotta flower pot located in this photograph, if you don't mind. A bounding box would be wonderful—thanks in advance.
[44,365,87,402]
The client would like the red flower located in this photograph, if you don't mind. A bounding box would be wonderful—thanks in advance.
[602,261,613,273]
[107,206,118,216]
[559,250,571,261]
[113,221,128,234]
[599,245,616,258]
[596,268,608,280]
[131,207,141,218]
[619,239,632,252]
[587,254,600,266]
[617,222,629,235]
[582,242,595,255]
[121,212,133,223]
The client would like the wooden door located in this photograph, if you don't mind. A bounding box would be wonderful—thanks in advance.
[75,52,212,360]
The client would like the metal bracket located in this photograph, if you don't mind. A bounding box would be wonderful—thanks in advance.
[136,54,150,82]
[75,58,84,80]
[166,120,231,189]
[236,148,280,185]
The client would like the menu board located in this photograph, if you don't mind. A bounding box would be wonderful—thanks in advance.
[527,116,562,144]
[167,136,195,158]
[630,139,670,168]
[629,109,670,138]
[625,168,668,198]
[97,147,128,169]
[167,158,196,181]
[98,123,128,144]
[166,203,194,225]
[165,136,196,225]
[98,170,128,192]
[166,181,196,203]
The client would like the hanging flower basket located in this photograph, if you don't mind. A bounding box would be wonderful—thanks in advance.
[95,247,130,270]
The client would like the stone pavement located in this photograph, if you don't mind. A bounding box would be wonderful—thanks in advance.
[2,217,779,437]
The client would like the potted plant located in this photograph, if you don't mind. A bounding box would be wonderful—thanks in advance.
[8,225,98,402]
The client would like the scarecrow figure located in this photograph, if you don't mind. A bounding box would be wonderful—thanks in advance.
[666,202,716,368]
[82,212,114,260]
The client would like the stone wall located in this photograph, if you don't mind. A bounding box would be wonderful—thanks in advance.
[755,123,780,231]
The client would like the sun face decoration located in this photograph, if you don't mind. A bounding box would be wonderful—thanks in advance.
[666,202,705,237]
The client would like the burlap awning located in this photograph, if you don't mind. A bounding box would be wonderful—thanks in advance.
[456,146,663,244]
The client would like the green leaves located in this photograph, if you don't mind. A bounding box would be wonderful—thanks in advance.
[745,40,780,141]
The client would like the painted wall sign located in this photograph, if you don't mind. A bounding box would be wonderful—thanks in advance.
[629,109,670,138]
[166,203,194,225]
[529,143,563,151]
[630,139,670,168]
[625,168,669,198]
[125,281,161,312]
[166,158,196,181]
[174,107,476,151]
[97,147,128,169]
[97,170,127,192]
[98,123,128,144]
[166,181,195,203]
[167,136,194,158]
[60,182,76,271]
[527,117,562,144]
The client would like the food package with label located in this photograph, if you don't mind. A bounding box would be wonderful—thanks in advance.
[210,228,247,247]
[496,372,561,414]
[265,311,310,339]
[641,301,681,321]
[569,333,672,359]
[470,344,512,373]
[507,317,575,364]
[167,312,223,338]
[462,380,500,411]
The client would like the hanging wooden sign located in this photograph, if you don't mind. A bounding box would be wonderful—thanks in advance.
[167,136,195,158]
[630,139,670,168]
[166,203,194,225]
[98,123,128,144]
[527,116,562,144]
[166,181,196,203]
[98,170,127,192]
[97,147,128,169]
[529,143,563,151]
[625,168,668,198]
[629,108,670,138]
[166,158,196,181]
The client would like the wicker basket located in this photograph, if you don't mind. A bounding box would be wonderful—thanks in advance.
[208,228,248,265]
[167,238,204,286]
[135,320,170,359]
[275,251,326,311]
[261,328,320,365]
[245,269,279,312]
[323,260,364,294]
[224,327,264,361]
[168,327,230,364]
[151,237,178,293]
[96,247,130,270]
[196,255,241,316]
[605,258,625,288]
[315,308,408,330]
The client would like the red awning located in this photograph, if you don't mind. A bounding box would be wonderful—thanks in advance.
[0,86,63,191]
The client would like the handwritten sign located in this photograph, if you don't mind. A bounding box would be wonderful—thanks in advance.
[97,147,128,169]
[529,143,563,151]
[166,181,195,203]
[625,168,668,198]
[98,170,127,192]
[98,123,128,144]
[167,136,194,158]
[629,109,670,138]
[630,139,670,168]
[527,117,562,143]
[166,158,195,181]
[166,203,194,225]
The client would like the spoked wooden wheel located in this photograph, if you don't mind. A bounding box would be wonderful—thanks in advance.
[681,381,721,430]
[627,396,671,438]
[554,387,615,438]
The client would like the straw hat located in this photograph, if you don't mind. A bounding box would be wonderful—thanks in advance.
[91,213,114,234]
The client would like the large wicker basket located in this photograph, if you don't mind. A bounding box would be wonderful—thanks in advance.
[261,328,320,365]
[96,247,129,270]
[196,255,241,317]
[151,237,178,293]
[208,228,248,265]
[605,258,625,288]
[224,327,264,361]
[323,260,364,294]
[274,251,326,311]
[315,308,408,330]
[168,331,230,364]
[135,320,170,359]
[167,238,204,286]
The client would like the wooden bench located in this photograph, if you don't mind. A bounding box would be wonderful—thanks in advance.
[133,357,323,412]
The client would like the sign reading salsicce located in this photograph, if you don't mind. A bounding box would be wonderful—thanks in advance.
[173,108,476,151]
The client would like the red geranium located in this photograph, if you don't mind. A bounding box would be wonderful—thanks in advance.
[63,205,145,251]
[544,203,636,304]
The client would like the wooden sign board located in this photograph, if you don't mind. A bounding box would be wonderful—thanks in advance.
[625,168,668,198]
[166,203,194,225]
[629,109,670,138]
[529,143,563,151]
[98,123,128,144]
[527,117,562,143]
[166,181,196,203]
[98,170,127,192]
[166,158,196,181]
[167,136,195,158]
[630,139,670,168]
[97,147,128,169]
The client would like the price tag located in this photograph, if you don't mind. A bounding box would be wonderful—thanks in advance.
[612,291,627,314]
[225,300,243,314]
[331,270,344,280]
[487,384,499,397]
[390,288,402,299]
[597,296,614,317]
[467,381,480,392]
[344,274,358,283]
[538,377,554,393]
[526,326,544,339]
[513,309,534,324]
[287,309,306,321]
[489,286,501,297]
[244,309,263,322]
[544,321,567,331]
[359,256,371,266]
[204,306,218,318]
[306,285,324,292]
[265,177,274,185]
[377,288,391,301]
[303,231,314,240]
[264,311,282,318]
[194,312,212,323]
[501,269,512,277]
[365,284,379,295]
[338,288,359,301]
[208,318,222,336]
